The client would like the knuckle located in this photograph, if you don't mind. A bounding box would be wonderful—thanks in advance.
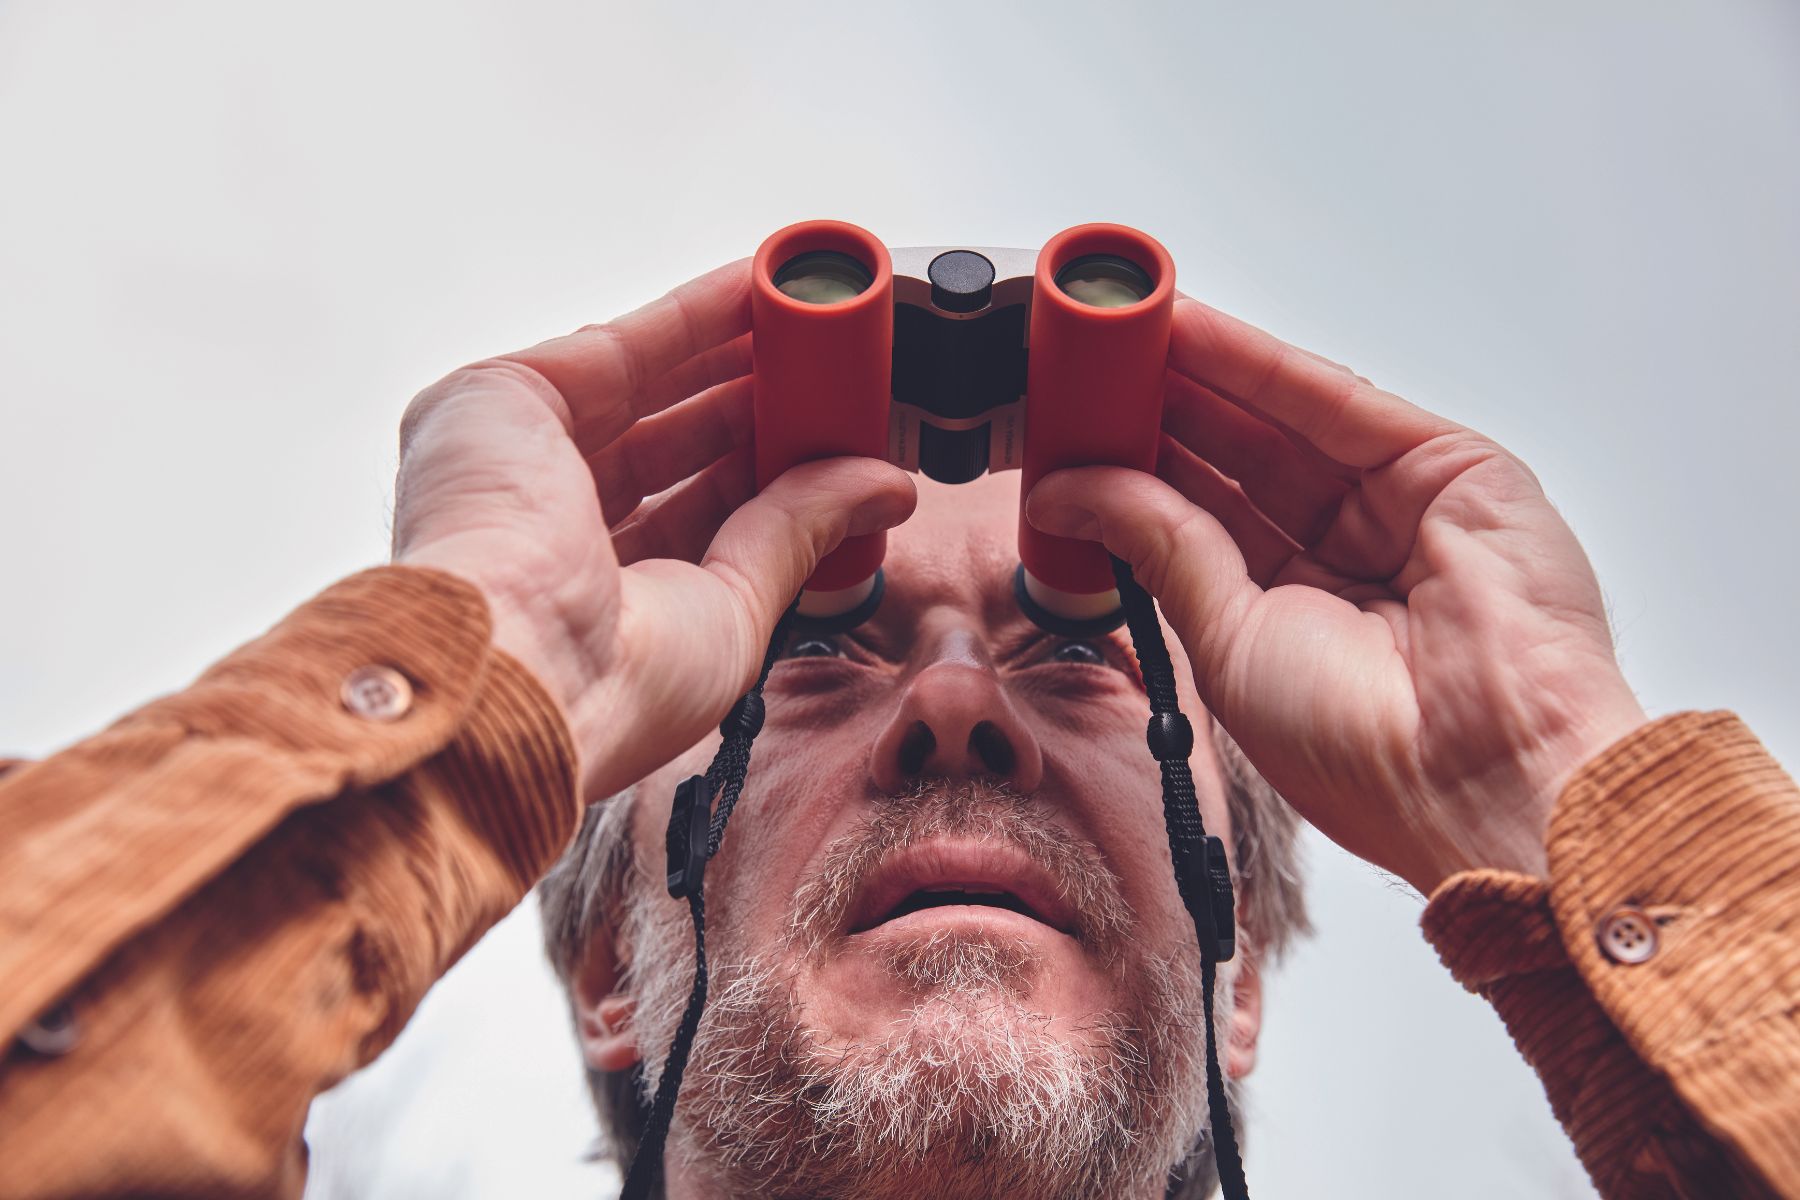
[471,357,569,412]
[772,485,835,558]
[667,285,705,357]
[1245,339,1291,408]
[575,320,648,401]
[418,358,572,436]
[705,556,774,676]
[398,385,450,455]
[1144,503,1209,593]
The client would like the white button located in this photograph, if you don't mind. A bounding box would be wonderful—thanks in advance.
[1597,907,1659,965]
[341,665,414,722]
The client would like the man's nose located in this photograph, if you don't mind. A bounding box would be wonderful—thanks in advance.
[869,636,1044,794]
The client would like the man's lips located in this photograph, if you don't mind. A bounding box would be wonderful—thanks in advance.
[843,838,1078,938]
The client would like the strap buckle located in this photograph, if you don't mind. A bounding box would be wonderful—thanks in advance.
[1181,834,1237,962]
[665,775,713,899]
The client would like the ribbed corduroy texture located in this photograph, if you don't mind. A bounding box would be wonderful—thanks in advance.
[1425,712,1798,1200]
[0,567,577,1200]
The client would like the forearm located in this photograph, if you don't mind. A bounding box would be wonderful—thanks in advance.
[0,568,577,1199]
[1423,713,1800,1200]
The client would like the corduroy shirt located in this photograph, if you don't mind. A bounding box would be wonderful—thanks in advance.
[0,567,1793,1199]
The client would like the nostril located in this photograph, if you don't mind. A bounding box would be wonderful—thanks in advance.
[969,721,1016,776]
[898,722,936,777]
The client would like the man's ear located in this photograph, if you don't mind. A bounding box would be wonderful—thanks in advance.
[1225,952,1263,1081]
[572,928,641,1074]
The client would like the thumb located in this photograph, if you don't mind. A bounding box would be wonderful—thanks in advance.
[1026,466,1258,669]
[597,456,913,795]
[701,455,916,669]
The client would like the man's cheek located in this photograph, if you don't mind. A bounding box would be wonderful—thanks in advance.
[707,767,855,939]
[786,953,914,1044]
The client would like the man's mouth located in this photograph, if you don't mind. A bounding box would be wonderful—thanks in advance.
[843,839,1079,938]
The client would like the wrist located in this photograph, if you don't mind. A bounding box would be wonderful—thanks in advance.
[395,545,605,791]
[1412,693,1652,894]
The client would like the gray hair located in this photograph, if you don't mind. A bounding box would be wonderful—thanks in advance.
[538,720,1309,1198]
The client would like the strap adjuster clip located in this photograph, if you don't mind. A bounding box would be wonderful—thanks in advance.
[1181,834,1237,962]
[665,775,713,899]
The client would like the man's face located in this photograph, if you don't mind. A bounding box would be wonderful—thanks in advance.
[601,473,1250,1199]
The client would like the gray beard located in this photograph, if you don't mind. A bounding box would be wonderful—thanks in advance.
[621,786,1230,1200]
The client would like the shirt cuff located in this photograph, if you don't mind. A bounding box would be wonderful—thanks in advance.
[1421,869,1561,989]
[1424,711,1800,1197]
[0,565,578,1047]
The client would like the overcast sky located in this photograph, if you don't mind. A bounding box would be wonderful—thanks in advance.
[2,3,1796,1198]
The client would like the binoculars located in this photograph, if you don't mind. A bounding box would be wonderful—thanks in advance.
[752,220,1175,635]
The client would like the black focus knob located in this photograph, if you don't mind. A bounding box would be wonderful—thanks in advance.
[918,422,990,484]
[928,250,996,314]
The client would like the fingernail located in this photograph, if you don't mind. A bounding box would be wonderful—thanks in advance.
[849,491,909,533]
[1027,497,1101,542]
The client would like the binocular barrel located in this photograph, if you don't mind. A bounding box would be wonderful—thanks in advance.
[751,221,894,620]
[1017,224,1175,629]
[750,219,1174,630]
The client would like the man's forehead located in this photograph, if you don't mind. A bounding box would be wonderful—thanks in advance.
[882,473,1023,615]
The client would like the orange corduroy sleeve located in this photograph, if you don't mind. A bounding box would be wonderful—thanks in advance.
[1423,712,1800,1200]
[0,566,578,1199]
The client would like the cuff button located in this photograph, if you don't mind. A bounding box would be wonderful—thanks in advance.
[1597,907,1659,965]
[341,664,414,723]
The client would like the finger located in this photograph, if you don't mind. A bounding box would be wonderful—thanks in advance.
[697,456,917,660]
[1168,296,1460,469]
[574,332,752,451]
[1294,344,1370,381]
[1175,288,1374,384]
[591,376,753,526]
[1162,372,1352,545]
[610,447,757,567]
[1025,465,1261,664]
[502,259,752,442]
[1314,432,1532,590]
[634,331,752,414]
[614,457,916,713]
[1154,436,1300,587]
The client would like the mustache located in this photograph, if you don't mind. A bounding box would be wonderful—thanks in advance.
[786,780,1134,959]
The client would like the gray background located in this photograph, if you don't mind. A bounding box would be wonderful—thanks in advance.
[2,2,1796,1197]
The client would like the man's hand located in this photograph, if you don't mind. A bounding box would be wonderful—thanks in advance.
[1027,298,1647,895]
[392,262,915,802]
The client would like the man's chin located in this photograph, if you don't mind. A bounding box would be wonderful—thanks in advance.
[877,922,1043,991]
[678,947,1175,1200]
[809,934,1117,1096]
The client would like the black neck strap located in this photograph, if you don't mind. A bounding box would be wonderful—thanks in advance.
[622,567,1249,1200]
[1111,554,1249,1199]
[619,602,794,1200]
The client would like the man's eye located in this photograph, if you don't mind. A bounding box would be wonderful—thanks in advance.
[1047,639,1108,666]
[781,634,846,660]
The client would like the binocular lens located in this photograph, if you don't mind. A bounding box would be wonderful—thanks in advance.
[773,251,874,305]
[1054,254,1154,309]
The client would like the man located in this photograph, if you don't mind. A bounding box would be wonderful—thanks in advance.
[537,470,1309,1200]
[0,262,1794,1199]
